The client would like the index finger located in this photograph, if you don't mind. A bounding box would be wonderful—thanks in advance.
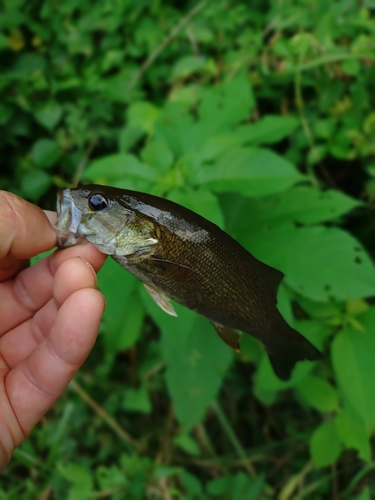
[0,191,56,261]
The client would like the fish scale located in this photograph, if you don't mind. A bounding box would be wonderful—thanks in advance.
[56,184,321,380]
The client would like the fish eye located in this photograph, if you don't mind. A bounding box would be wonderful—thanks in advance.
[88,193,108,211]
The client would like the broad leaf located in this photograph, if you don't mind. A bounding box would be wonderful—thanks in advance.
[222,186,362,233]
[141,292,233,428]
[20,170,51,201]
[254,351,316,405]
[98,258,141,354]
[84,153,157,189]
[207,473,265,500]
[332,320,375,432]
[241,224,375,302]
[199,73,255,131]
[335,411,371,462]
[34,100,62,130]
[237,115,299,145]
[155,102,197,157]
[196,147,304,197]
[298,375,339,412]
[127,101,160,134]
[118,125,144,152]
[123,386,152,414]
[310,419,341,468]
[32,138,61,168]
[141,138,174,173]
[167,188,224,228]
[171,55,211,81]
[162,312,233,427]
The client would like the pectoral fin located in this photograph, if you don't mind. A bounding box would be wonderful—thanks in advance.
[151,257,201,284]
[144,283,177,317]
[211,322,242,352]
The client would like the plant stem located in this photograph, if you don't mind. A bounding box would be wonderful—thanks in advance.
[211,401,256,477]
[72,136,99,187]
[128,1,208,90]
[69,379,143,453]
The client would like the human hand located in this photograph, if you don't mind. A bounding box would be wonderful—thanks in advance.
[0,191,106,470]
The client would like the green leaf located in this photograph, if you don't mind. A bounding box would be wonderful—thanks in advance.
[294,319,332,352]
[336,411,371,462]
[141,138,174,173]
[199,73,255,131]
[155,102,198,157]
[57,462,93,500]
[179,470,204,498]
[332,309,375,431]
[106,289,144,353]
[237,115,299,145]
[254,350,315,405]
[98,258,140,354]
[34,101,62,130]
[118,125,144,152]
[298,375,339,412]
[197,147,304,197]
[162,313,233,427]
[84,153,157,188]
[174,432,201,456]
[341,58,360,76]
[199,133,245,162]
[96,464,127,490]
[167,188,224,228]
[224,186,362,230]
[171,55,212,81]
[297,297,344,320]
[208,473,264,500]
[241,224,375,302]
[127,101,160,134]
[141,292,233,428]
[313,118,336,139]
[31,138,61,168]
[310,419,341,468]
[11,53,46,76]
[20,170,51,201]
[0,103,13,125]
[123,386,152,414]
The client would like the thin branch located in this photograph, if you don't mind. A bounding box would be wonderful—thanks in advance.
[72,136,99,187]
[128,1,208,90]
[211,401,256,478]
[69,379,143,453]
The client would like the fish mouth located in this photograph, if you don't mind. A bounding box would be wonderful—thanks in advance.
[56,189,85,247]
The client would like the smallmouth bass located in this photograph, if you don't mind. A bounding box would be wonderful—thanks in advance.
[56,184,321,380]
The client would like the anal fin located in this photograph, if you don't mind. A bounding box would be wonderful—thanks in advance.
[211,322,242,352]
[144,283,177,317]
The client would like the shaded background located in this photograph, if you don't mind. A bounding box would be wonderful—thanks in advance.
[1,0,375,498]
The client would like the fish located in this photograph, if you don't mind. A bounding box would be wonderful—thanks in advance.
[56,184,321,380]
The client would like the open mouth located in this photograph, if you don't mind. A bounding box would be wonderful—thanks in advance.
[56,189,84,247]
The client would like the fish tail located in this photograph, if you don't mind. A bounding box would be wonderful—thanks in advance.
[266,324,321,381]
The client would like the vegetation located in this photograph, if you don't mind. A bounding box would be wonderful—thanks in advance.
[1,0,375,498]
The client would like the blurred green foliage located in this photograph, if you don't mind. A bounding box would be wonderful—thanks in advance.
[1,0,375,498]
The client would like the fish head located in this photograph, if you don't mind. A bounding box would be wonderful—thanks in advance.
[56,186,157,256]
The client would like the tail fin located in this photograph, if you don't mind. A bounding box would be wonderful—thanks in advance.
[266,325,321,381]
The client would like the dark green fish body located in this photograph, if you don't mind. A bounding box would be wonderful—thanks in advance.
[56,184,321,380]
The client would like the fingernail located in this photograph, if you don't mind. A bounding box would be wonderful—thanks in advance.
[78,257,98,288]
[43,210,57,226]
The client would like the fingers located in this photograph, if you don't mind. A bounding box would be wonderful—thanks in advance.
[0,192,56,271]
[0,245,106,335]
[5,287,105,437]
[0,256,99,367]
